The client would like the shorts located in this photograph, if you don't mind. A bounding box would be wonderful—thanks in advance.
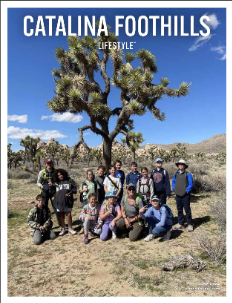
[57,207,72,212]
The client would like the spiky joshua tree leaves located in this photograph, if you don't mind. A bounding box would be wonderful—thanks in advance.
[121,131,144,161]
[47,23,190,170]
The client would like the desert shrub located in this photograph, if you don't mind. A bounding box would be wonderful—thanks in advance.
[8,181,14,189]
[162,162,178,178]
[194,228,226,265]
[208,193,226,232]
[8,170,31,179]
[192,174,226,193]
[187,161,209,176]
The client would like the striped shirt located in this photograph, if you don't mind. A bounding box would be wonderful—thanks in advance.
[79,204,102,225]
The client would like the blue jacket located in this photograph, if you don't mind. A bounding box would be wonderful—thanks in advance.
[126,171,142,187]
[141,206,173,227]
[150,168,171,197]
[172,171,193,194]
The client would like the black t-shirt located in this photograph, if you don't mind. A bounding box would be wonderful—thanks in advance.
[36,207,45,226]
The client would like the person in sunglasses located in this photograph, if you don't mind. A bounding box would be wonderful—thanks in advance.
[115,183,144,241]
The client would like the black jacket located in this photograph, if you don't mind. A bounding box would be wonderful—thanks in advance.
[53,178,77,209]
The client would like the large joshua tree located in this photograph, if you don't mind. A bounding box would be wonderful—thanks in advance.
[47,24,190,170]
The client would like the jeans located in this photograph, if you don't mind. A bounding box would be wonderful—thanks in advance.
[33,229,56,245]
[100,221,117,241]
[147,215,172,237]
[176,193,192,225]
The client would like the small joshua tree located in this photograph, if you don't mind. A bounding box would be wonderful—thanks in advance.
[121,131,144,161]
[47,23,190,170]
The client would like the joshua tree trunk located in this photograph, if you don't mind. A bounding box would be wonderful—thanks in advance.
[103,137,112,171]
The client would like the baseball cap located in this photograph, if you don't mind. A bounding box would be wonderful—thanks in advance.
[45,159,53,164]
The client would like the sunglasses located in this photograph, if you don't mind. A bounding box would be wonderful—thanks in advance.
[128,188,135,191]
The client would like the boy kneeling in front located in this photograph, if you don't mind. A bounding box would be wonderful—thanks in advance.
[27,194,56,245]
[140,195,173,242]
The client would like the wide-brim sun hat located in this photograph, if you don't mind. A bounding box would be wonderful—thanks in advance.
[175,159,188,169]
[106,191,116,198]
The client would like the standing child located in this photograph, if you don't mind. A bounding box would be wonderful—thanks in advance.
[79,169,99,206]
[53,169,77,236]
[103,165,122,199]
[136,167,154,207]
[100,192,122,241]
[172,159,194,232]
[79,193,102,244]
[151,158,171,205]
[126,162,142,189]
[95,165,106,205]
[113,160,125,203]
[27,194,56,245]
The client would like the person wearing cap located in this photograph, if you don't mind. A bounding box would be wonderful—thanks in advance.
[99,192,122,241]
[172,159,194,232]
[37,159,60,226]
[115,183,144,241]
[150,158,171,205]
[139,195,173,242]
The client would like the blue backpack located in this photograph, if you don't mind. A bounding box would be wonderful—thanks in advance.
[160,204,174,222]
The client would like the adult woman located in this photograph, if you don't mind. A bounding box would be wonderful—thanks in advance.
[53,169,77,236]
[100,192,122,241]
[140,195,173,242]
[115,183,144,241]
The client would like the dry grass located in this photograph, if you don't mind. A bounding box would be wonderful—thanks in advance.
[7,162,226,297]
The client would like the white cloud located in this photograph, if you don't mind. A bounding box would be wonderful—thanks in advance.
[83,132,90,136]
[211,45,226,60]
[188,34,214,52]
[7,126,67,140]
[8,114,28,123]
[41,113,83,123]
[204,13,220,29]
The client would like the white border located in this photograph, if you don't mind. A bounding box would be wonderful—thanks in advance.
[2,1,231,302]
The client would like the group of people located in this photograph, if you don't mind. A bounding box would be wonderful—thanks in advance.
[27,157,193,245]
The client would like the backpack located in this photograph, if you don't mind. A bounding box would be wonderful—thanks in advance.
[79,181,97,203]
[138,177,151,199]
[159,204,174,222]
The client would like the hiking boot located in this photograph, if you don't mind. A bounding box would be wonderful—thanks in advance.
[68,228,77,235]
[78,227,84,234]
[144,234,154,242]
[174,223,185,230]
[83,234,89,244]
[89,230,94,238]
[59,228,65,236]
[187,224,194,232]
[112,231,117,239]
[162,230,171,241]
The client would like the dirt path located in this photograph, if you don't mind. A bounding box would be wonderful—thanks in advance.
[7,178,226,297]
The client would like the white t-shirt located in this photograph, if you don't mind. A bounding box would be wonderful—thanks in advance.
[103,176,122,195]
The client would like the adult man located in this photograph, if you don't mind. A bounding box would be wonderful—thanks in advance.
[37,159,60,225]
[172,159,194,232]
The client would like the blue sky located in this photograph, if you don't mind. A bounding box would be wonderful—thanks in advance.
[7,8,226,151]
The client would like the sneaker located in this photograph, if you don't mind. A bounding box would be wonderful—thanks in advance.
[89,230,94,237]
[83,234,89,244]
[68,228,77,235]
[174,223,185,230]
[187,224,194,232]
[78,227,84,234]
[112,231,117,239]
[59,228,65,236]
[144,234,154,242]
[162,230,171,241]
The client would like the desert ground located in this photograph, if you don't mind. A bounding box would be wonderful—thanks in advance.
[7,161,226,297]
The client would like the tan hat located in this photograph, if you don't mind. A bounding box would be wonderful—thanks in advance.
[175,159,188,169]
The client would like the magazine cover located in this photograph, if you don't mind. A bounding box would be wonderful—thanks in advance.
[3,1,229,300]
